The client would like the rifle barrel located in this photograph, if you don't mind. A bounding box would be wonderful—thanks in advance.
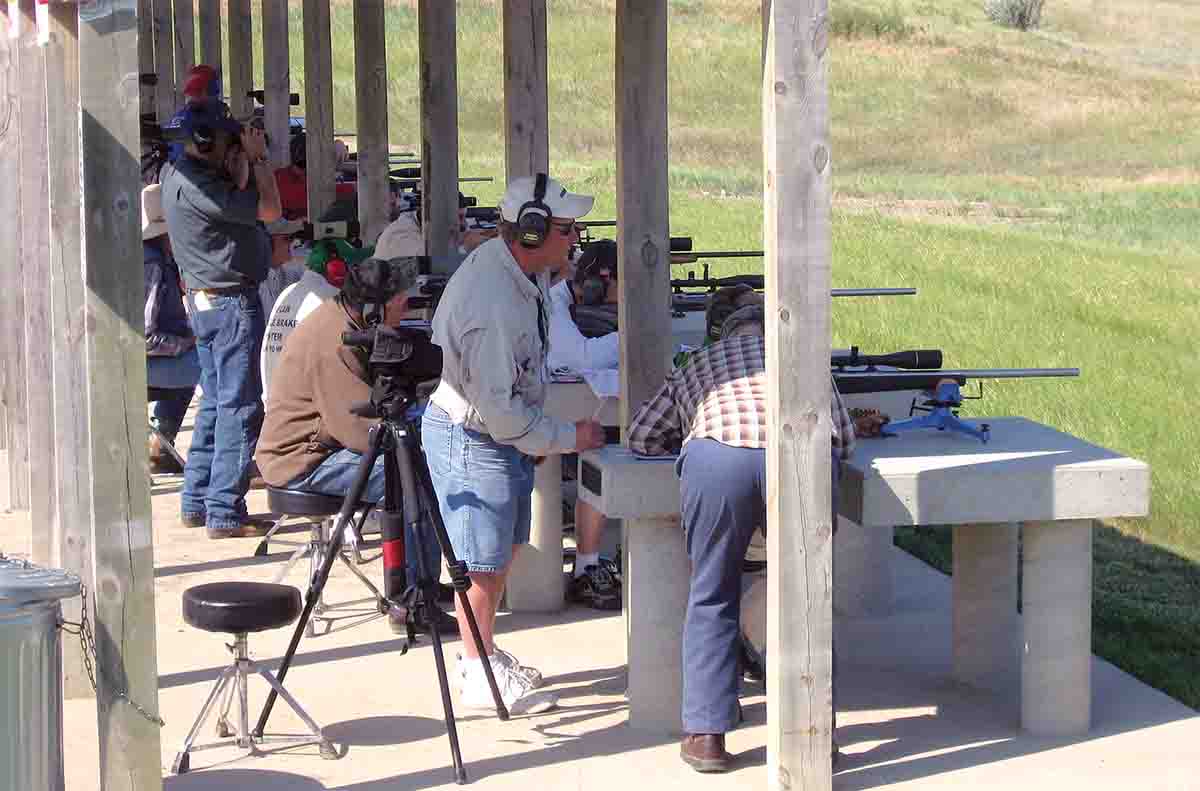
[833,368,1079,395]
[832,287,916,297]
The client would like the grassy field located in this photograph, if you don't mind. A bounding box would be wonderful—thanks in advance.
[243,1,1199,707]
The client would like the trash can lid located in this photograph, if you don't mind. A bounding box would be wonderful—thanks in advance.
[0,555,82,603]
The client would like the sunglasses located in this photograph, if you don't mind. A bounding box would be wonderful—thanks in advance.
[550,220,579,236]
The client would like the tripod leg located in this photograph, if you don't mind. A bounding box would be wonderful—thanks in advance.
[405,426,510,722]
[392,434,469,784]
[254,426,390,739]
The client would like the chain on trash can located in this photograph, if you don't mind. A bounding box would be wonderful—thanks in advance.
[1,553,164,791]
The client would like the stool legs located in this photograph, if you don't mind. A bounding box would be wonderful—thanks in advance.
[172,633,338,774]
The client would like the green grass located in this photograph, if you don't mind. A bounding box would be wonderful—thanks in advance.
[243,0,1200,709]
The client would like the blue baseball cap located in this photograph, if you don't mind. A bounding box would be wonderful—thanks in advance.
[163,98,244,141]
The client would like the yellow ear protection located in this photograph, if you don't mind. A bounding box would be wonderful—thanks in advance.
[575,239,617,306]
[516,172,551,249]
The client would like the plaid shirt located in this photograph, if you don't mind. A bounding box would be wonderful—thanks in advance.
[627,333,856,460]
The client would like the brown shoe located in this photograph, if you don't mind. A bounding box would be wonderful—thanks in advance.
[207,516,275,540]
[680,733,732,773]
[149,434,184,475]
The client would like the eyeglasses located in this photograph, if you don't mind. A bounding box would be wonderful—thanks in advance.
[551,220,579,237]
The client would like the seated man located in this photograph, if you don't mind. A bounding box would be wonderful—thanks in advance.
[274,133,356,220]
[143,183,201,474]
[546,239,621,609]
[627,300,883,773]
[255,257,456,635]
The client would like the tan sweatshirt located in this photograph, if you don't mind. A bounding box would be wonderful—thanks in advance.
[255,298,378,487]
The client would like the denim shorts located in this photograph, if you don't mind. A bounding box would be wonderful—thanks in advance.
[421,403,533,573]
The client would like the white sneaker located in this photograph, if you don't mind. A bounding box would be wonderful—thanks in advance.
[455,648,543,690]
[459,660,557,715]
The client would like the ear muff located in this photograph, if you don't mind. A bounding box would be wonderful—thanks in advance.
[191,125,215,154]
[515,172,551,249]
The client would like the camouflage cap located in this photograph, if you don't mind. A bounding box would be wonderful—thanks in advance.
[705,284,763,342]
[341,256,420,307]
[720,303,766,338]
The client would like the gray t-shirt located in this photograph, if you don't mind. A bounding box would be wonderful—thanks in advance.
[160,156,271,290]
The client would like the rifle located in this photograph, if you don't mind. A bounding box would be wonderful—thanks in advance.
[830,350,1080,442]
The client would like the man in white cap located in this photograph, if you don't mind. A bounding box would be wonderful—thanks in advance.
[422,174,606,714]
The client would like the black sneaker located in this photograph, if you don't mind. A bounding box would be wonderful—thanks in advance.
[567,564,622,611]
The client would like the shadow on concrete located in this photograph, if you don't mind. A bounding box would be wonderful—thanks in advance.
[164,768,326,790]
[322,715,447,747]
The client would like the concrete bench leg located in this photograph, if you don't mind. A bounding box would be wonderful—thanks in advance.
[507,454,565,613]
[626,516,689,734]
[1021,519,1092,736]
[834,518,894,616]
[952,523,1019,693]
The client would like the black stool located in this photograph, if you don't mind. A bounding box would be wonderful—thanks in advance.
[260,487,384,637]
[172,582,338,774]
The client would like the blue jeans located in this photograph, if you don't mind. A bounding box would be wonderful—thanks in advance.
[679,440,842,735]
[181,291,265,530]
[148,347,201,440]
[286,448,441,586]
[421,404,533,574]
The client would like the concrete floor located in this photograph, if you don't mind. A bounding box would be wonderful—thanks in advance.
[2,440,1198,790]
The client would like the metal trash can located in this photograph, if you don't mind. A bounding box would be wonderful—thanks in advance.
[0,555,81,791]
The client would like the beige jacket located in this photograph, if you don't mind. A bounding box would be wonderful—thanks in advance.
[428,237,577,456]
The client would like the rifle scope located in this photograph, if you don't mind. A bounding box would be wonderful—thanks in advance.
[831,348,943,370]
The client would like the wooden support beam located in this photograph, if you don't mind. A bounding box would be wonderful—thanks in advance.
[138,0,154,116]
[502,0,549,180]
[763,2,834,789]
[354,0,389,245]
[16,0,56,564]
[172,0,195,107]
[0,4,30,512]
[78,0,164,785]
[45,0,93,699]
[615,0,671,432]
[152,0,174,121]
[261,0,290,166]
[197,0,221,71]
[303,0,336,222]
[615,0,675,733]
[417,0,459,256]
[227,0,253,119]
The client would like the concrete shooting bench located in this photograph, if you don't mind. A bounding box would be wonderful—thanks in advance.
[577,416,1150,736]
[504,310,708,612]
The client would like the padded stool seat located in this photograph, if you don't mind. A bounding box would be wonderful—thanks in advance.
[183,582,302,634]
[267,486,354,517]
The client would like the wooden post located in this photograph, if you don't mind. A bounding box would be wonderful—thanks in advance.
[417,0,458,257]
[303,0,336,222]
[764,2,834,789]
[261,0,290,166]
[152,0,174,122]
[138,0,154,116]
[615,0,674,731]
[227,0,253,119]
[0,4,30,513]
[354,0,389,245]
[502,0,549,180]
[615,0,671,431]
[45,0,93,699]
[79,0,164,785]
[197,0,221,71]
[172,0,195,107]
[16,0,56,564]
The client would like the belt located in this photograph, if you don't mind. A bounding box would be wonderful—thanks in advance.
[188,285,255,298]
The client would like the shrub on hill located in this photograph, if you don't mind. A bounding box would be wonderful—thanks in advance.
[985,0,1045,31]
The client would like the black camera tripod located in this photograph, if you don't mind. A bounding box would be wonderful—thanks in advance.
[252,390,508,785]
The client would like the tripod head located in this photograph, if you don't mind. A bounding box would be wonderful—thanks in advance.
[343,322,443,422]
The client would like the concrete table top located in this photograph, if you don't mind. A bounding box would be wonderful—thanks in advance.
[839,416,1150,527]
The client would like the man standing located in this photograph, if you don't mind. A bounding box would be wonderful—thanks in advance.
[160,98,283,539]
[423,174,606,714]
[627,300,884,773]
[545,239,622,609]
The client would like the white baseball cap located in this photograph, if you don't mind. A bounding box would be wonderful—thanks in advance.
[498,175,594,223]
